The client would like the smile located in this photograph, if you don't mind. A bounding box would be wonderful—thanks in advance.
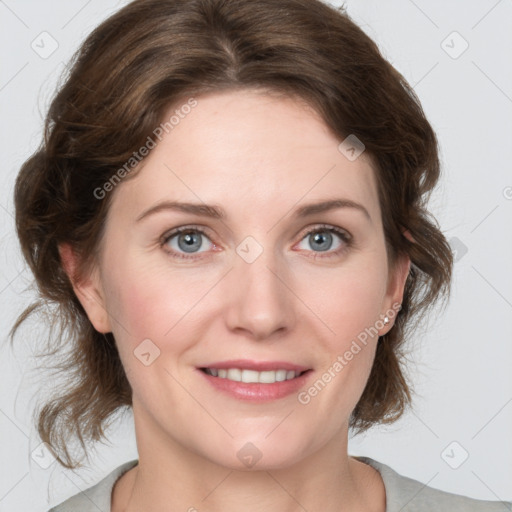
[201,368,304,383]
[198,361,312,401]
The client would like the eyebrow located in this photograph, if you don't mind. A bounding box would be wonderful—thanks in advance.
[135,198,371,223]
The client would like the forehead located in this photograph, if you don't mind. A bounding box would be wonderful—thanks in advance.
[109,89,381,225]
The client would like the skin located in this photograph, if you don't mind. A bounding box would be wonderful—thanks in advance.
[60,88,410,512]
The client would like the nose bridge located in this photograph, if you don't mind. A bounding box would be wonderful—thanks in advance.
[225,236,295,339]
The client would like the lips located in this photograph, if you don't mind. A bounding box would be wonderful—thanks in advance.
[197,360,312,401]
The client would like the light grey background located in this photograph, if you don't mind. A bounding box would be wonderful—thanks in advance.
[1,0,511,510]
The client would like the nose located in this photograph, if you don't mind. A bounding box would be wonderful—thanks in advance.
[224,245,297,341]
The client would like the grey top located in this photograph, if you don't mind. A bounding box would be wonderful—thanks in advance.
[48,456,511,511]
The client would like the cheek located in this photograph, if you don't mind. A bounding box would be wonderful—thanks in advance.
[293,260,386,403]
[104,258,217,352]
[295,260,387,341]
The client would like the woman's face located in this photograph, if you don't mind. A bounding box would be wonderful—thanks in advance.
[74,88,409,469]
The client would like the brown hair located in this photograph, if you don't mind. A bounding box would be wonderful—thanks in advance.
[10,0,453,469]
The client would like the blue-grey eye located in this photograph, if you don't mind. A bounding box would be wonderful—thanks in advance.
[309,231,333,252]
[164,229,213,255]
[296,227,347,254]
[178,231,203,252]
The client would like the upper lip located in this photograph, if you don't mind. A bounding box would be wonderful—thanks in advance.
[199,359,310,372]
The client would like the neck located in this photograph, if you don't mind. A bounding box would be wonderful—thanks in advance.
[113,402,385,512]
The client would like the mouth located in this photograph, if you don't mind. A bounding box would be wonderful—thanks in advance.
[197,360,312,401]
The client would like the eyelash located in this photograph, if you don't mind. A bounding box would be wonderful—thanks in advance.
[159,224,353,261]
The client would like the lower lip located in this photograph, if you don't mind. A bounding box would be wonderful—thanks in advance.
[198,369,312,402]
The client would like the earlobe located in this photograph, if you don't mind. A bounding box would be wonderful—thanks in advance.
[58,243,112,334]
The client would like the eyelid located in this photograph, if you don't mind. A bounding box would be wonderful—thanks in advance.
[159,225,217,260]
[295,223,352,242]
[160,224,213,244]
[293,223,353,258]
[160,223,353,260]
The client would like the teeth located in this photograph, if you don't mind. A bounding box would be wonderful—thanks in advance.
[258,370,275,384]
[205,368,300,383]
[275,369,287,382]
[242,369,259,383]
[227,368,242,382]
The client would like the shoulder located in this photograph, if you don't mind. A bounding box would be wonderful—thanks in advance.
[354,455,512,512]
[47,459,139,512]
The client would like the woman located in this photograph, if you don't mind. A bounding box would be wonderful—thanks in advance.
[10,0,510,511]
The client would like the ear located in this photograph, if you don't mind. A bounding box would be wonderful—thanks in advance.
[58,243,112,333]
[379,229,412,333]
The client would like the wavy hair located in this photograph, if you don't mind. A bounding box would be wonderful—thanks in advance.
[10,0,453,469]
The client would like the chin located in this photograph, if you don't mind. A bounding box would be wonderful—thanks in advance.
[198,432,316,472]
